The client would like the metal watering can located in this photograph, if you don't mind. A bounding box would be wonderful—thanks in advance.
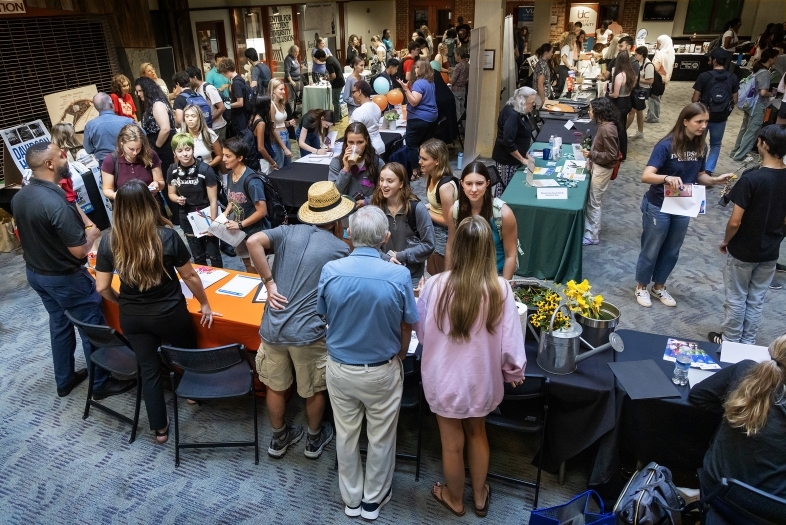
[528,302,624,375]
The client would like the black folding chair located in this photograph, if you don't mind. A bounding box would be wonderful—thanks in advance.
[700,478,786,525]
[485,375,549,509]
[64,310,141,444]
[158,344,259,467]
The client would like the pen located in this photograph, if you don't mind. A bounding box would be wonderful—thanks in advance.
[197,210,212,225]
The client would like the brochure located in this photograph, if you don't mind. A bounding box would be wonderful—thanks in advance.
[663,338,720,370]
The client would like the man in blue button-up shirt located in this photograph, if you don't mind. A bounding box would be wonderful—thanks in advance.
[317,205,418,521]
[83,93,135,164]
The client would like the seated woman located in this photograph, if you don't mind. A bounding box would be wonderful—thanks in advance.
[447,162,520,280]
[328,122,384,208]
[95,180,214,445]
[348,80,385,155]
[689,334,786,505]
[297,109,331,157]
[101,124,165,200]
[372,162,436,287]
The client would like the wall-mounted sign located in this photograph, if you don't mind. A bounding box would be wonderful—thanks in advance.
[518,6,534,25]
[569,3,599,35]
[268,6,295,65]
[0,0,26,15]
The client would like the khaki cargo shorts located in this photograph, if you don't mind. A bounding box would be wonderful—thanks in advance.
[256,338,328,398]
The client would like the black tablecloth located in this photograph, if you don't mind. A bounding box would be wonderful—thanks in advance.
[268,163,329,208]
[536,119,597,145]
[647,53,712,82]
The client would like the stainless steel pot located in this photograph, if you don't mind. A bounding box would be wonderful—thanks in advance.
[574,302,620,349]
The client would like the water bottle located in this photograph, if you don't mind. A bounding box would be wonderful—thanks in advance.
[672,349,691,386]
[457,152,464,170]
[549,135,555,154]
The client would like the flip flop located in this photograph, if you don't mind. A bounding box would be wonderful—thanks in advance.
[474,484,491,518]
[431,482,465,517]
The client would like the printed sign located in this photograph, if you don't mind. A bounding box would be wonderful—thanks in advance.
[43,85,99,133]
[1,120,51,175]
[518,6,534,24]
[569,3,599,35]
[0,0,26,14]
[536,187,569,199]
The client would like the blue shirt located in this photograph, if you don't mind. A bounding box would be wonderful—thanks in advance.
[644,136,706,207]
[317,247,418,364]
[407,79,438,122]
[206,67,229,99]
[82,111,135,164]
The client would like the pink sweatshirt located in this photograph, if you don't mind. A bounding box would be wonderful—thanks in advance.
[415,274,527,419]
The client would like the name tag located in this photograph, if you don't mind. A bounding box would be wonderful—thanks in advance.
[536,188,568,199]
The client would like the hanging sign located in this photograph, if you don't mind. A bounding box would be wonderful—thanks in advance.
[0,1,26,14]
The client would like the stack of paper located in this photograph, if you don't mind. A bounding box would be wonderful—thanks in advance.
[216,275,262,297]
[661,185,706,218]
[720,341,771,364]
[186,207,213,237]
[194,267,229,289]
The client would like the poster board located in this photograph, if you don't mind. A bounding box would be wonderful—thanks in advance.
[43,85,99,133]
[1,120,51,187]
[304,3,336,38]
[569,3,599,36]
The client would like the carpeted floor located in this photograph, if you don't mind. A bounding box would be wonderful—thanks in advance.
[1,82,784,524]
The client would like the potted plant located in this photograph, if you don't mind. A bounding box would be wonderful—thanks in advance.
[562,279,620,348]
[383,110,399,130]
[512,281,549,341]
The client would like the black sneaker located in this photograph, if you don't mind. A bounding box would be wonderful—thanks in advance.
[770,280,783,290]
[267,424,303,459]
[57,368,88,397]
[304,423,334,459]
[776,263,786,273]
[93,378,137,400]
[707,331,723,345]
[360,488,392,520]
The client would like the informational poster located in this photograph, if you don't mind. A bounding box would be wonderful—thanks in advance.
[43,85,99,133]
[304,3,336,38]
[569,3,599,36]
[269,6,295,66]
[1,120,51,175]
[517,6,534,25]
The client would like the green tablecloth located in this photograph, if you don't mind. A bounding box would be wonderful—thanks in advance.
[502,142,589,283]
[302,85,332,115]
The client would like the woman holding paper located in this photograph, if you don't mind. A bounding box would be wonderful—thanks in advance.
[166,133,222,268]
[634,103,731,308]
[95,179,214,445]
[582,97,620,246]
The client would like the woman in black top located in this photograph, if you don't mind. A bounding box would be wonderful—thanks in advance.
[166,133,222,267]
[95,180,214,444]
[492,86,536,197]
[346,34,363,66]
[689,334,786,505]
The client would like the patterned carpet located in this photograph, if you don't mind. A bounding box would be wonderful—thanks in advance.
[1,82,784,524]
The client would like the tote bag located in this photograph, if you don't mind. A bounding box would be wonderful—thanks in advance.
[530,490,615,525]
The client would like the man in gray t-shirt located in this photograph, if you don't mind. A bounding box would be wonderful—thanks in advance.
[246,180,354,460]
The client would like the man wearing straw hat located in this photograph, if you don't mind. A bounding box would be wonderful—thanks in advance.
[317,205,418,521]
[246,181,353,460]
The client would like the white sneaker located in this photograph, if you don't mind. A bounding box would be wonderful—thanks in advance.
[344,504,361,517]
[631,131,644,140]
[651,287,677,307]
[635,287,651,307]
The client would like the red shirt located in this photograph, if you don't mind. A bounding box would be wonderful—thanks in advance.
[110,93,136,119]
[59,177,77,203]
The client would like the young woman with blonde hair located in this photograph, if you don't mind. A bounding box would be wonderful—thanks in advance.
[178,104,222,171]
[416,216,526,517]
[690,333,786,500]
[420,138,456,275]
[268,78,294,168]
[95,179,214,444]
[101,123,165,201]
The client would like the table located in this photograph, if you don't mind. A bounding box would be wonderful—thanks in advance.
[269,163,329,209]
[502,142,589,282]
[536,119,597,144]
[647,53,712,82]
[302,85,333,115]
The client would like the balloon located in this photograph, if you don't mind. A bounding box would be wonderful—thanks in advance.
[386,89,404,106]
[372,94,388,111]
[373,76,390,95]
[441,72,450,84]
[430,60,441,72]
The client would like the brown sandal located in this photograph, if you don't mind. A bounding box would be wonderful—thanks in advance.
[431,482,465,517]
[474,484,491,517]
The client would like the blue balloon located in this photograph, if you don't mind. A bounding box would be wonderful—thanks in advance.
[373,76,390,95]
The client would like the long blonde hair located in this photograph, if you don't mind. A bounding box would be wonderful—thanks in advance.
[110,180,172,291]
[268,78,287,112]
[724,335,786,436]
[51,123,82,158]
[116,124,154,168]
[435,216,504,342]
[420,138,451,191]
[179,104,214,150]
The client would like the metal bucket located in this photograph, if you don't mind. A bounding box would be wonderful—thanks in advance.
[531,304,584,375]
[574,302,620,349]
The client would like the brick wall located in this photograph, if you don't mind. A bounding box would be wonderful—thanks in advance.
[454,0,475,28]
[549,0,567,44]
[395,0,409,49]
[620,0,642,36]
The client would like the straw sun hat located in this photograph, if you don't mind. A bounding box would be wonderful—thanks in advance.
[297,181,356,225]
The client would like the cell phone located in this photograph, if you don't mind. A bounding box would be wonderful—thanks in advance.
[353,192,365,201]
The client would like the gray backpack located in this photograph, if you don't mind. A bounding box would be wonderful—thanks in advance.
[614,462,684,525]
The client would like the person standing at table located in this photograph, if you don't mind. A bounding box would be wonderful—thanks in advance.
[12,142,132,399]
[101,124,165,201]
[534,44,555,106]
[421,139,457,275]
[95,180,214,445]
[312,50,345,120]
[634,103,732,308]
[329,122,384,207]
[492,86,535,198]
[417,216,526,517]
[317,205,418,521]
[342,57,366,117]
[721,18,742,52]
[708,126,786,345]
[246,181,353,460]
[83,93,135,165]
[346,34,363,67]
[349,81,385,155]
[397,59,438,176]
[246,48,271,96]
[729,49,779,162]
[607,50,635,161]
[582,97,620,246]
[450,48,470,118]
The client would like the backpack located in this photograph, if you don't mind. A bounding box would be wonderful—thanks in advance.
[707,34,723,53]
[702,70,734,115]
[613,462,684,525]
[451,197,524,271]
[236,124,261,171]
[434,174,459,205]
[252,62,271,96]
[242,172,288,228]
[232,75,254,115]
[650,67,665,96]
[182,90,213,128]
[737,73,760,110]
[405,200,421,240]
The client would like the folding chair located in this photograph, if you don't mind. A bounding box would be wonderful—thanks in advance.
[700,478,786,525]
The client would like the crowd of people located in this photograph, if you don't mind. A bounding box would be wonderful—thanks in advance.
[8,15,786,522]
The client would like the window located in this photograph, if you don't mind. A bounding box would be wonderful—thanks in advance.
[231,8,267,74]
[684,0,744,35]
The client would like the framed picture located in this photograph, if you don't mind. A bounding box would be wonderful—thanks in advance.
[483,49,495,70]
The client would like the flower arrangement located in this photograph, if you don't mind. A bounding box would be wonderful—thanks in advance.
[513,284,548,308]
[564,279,604,319]
[529,279,604,331]
[383,110,400,122]
[530,290,571,330]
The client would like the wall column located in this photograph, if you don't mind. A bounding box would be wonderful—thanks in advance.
[531,0,553,51]
[471,0,505,158]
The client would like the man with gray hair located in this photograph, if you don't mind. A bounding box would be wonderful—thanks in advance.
[82,92,135,164]
[317,205,418,521]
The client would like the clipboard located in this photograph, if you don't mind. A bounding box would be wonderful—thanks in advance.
[252,282,268,303]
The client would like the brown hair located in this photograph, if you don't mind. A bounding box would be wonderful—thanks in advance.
[613,50,637,92]
[414,59,435,82]
[340,122,381,186]
[110,74,132,97]
[664,102,709,161]
[115,124,154,168]
[435,216,504,341]
[456,162,493,225]
[371,162,417,215]
[724,334,786,435]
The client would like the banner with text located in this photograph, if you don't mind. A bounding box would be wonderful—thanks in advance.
[569,3,599,36]
[269,6,295,68]
[1,120,51,175]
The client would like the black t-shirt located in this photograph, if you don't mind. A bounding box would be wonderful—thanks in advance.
[173,88,198,112]
[727,167,786,263]
[692,69,738,122]
[11,178,87,273]
[325,56,345,89]
[230,75,248,130]
[166,161,218,212]
[95,227,192,316]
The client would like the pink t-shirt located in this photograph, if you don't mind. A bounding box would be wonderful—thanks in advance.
[415,274,527,419]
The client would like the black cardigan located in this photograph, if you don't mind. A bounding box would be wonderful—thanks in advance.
[492,104,531,166]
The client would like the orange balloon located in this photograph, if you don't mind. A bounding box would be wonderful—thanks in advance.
[386,89,404,106]
[441,72,449,84]
[372,94,388,111]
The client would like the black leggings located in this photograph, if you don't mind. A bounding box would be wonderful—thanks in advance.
[180,213,223,267]
[611,95,632,160]
[120,302,197,430]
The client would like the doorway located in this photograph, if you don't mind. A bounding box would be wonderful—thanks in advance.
[410,1,455,46]
[195,21,227,67]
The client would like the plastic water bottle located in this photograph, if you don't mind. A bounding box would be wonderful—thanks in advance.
[457,152,464,170]
[672,350,691,386]
[549,135,555,155]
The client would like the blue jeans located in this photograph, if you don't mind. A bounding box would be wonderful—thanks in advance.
[26,268,111,391]
[721,253,776,344]
[705,120,727,174]
[297,127,321,156]
[635,196,690,286]
[272,129,293,167]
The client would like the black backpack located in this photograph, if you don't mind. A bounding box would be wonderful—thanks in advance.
[703,70,734,115]
[405,200,421,239]
[434,174,459,205]
[252,62,271,96]
[232,75,254,115]
[651,68,665,96]
[397,56,414,83]
[242,172,288,228]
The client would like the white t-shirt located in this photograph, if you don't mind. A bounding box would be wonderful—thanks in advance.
[640,59,655,81]
[561,45,575,67]
[597,29,613,45]
[193,128,219,163]
[349,101,385,155]
[197,82,227,130]
[722,29,739,50]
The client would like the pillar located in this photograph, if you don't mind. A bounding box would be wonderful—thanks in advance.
[472,0,506,158]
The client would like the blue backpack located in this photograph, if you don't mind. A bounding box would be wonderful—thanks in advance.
[182,90,213,128]
[737,74,759,110]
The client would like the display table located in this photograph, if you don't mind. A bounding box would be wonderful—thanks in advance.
[302,85,333,115]
[536,119,597,144]
[502,142,588,282]
[647,53,712,82]
[269,163,330,209]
